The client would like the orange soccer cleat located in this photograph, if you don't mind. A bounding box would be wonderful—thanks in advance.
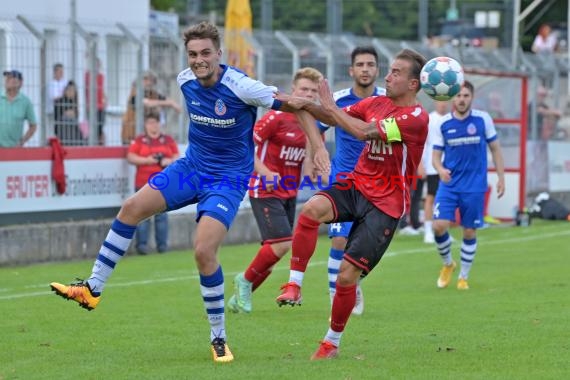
[310,341,339,360]
[275,282,302,307]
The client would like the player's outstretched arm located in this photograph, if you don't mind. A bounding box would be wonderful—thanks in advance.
[275,91,337,126]
[488,140,505,198]
[317,79,378,141]
[295,109,330,174]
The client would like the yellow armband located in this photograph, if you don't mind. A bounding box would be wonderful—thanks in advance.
[383,117,401,143]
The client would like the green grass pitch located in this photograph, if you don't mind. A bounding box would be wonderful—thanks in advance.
[1,220,569,379]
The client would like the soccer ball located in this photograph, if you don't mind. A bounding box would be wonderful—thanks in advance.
[420,57,464,101]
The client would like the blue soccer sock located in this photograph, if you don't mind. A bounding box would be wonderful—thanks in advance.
[459,238,477,279]
[200,265,226,342]
[435,231,453,266]
[327,248,344,301]
[87,219,136,294]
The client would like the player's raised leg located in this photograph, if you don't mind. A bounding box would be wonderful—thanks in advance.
[233,240,287,313]
[276,194,334,306]
[50,185,167,310]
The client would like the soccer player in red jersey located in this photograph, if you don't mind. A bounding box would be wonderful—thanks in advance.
[228,67,324,314]
[275,49,429,359]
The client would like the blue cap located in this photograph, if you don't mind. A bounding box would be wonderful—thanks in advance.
[3,70,23,80]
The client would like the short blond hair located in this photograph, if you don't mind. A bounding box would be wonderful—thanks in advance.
[292,67,323,84]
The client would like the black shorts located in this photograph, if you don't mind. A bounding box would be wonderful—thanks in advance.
[318,185,398,275]
[426,174,440,196]
[250,197,297,244]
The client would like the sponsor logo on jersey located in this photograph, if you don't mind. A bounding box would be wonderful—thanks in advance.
[368,139,393,159]
[448,136,481,146]
[214,99,227,116]
[190,113,236,128]
[279,146,305,162]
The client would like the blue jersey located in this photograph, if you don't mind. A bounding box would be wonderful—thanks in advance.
[317,87,385,178]
[433,109,497,193]
[177,65,280,183]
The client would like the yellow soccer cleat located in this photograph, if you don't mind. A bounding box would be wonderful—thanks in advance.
[211,338,234,363]
[50,280,100,311]
[437,261,457,289]
[457,278,470,290]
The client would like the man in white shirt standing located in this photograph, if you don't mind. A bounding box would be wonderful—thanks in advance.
[48,63,67,134]
[422,100,449,243]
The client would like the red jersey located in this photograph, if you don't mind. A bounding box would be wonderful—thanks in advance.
[342,96,429,218]
[128,134,179,189]
[248,110,307,199]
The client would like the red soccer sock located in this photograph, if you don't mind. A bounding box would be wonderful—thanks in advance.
[244,243,280,288]
[252,269,272,292]
[290,214,321,272]
[330,283,357,333]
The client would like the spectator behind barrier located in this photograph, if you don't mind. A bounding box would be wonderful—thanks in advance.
[0,70,37,147]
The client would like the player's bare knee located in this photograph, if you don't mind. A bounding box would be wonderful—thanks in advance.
[118,196,147,223]
[300,202,319,219]
[193,241,217,268]
[463,228,476,240]
[301,195,332,221]
[432,221,448,236]
[337,263,361,286]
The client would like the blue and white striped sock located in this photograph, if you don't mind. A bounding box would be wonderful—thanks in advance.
[200,265,226,342]
[435,231,453,265]
[459,238,477,279]
[87,219,135,295]
[327,248,344,301]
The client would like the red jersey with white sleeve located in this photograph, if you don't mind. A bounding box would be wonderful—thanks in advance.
[128,134,179,189]
[248,110,307,199]
[342,96,429,218]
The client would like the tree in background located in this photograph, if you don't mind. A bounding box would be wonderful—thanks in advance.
[152,0,567,49]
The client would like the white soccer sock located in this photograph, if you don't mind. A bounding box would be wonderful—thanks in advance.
[289,270,305,287]
[424,220,433,234]
[88,219,135,294]
[459,238,477,279]
[200,266,226,342]
[324,328,342,347]
[327,248,344,302]
[435,231,453,266]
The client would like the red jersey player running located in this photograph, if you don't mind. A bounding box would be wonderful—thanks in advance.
[275,49,429,360]
[228,67,323,313]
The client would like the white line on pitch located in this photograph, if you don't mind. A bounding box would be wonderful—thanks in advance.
[0,228,568,301]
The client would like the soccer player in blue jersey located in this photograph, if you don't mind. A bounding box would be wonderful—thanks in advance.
[431,80,505,290]
[319,46,385,315]
[49,21,328,363]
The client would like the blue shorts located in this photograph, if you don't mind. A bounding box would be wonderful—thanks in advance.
[434,190,485,229]
[156,157,246,229]
[328,221,353,239]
